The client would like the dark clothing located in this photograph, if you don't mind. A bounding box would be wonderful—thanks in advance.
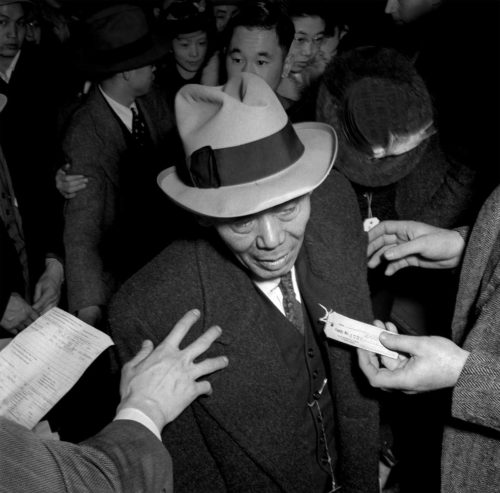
[156,58,203,112]
[62,85,182,313]
[0,219,22,318]
[0,45,66,294]
[110,170,380,493]
[0,417,173,493]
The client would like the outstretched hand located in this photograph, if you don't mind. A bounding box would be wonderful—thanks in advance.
[358,331,469,394]
[118,309,228,431]
[367,220,465,276]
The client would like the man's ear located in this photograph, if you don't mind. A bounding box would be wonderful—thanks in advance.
[281,52,293,79]
[121,70,131,82]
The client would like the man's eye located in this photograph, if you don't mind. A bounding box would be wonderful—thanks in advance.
[278,204,298,219]
[257,60,268,66]
[230,219,255,233]
[230,56,242,64]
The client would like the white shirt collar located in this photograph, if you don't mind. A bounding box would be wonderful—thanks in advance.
[254,266,301,316]
[0,50,21,84]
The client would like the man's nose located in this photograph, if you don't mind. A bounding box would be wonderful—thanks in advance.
[256,214,284,249]
[189,45,199,58]
[385,0,398,15]
[6,23,18,39]
[243,63,258,76]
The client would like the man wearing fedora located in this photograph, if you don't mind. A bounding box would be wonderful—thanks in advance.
[63,3,181,328]
[110,73,379,493]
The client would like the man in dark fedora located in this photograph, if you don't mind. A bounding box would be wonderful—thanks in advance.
[63,3,180,328]
[110,73,380,493]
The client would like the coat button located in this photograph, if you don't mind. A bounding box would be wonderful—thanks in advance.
[307,348,314,358]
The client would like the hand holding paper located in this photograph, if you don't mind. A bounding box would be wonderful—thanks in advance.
[0,308,113,429]
[357,330,470,394]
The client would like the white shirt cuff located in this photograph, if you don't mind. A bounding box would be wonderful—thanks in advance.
[114,407,162,440]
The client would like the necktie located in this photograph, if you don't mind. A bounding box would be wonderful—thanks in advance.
[131,105,151,149]
[279,270,304,335]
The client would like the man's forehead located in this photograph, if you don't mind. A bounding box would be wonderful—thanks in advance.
[215,5,239,14]
[0,3,26,18]
[230,26,282,52]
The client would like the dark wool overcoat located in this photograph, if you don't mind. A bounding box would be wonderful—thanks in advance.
[109,170,380,493]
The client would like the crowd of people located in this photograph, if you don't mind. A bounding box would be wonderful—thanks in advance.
[0,0,499,492]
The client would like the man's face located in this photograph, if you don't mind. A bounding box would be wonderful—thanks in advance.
[172,30,208,75]
[226,26,286,91]
[127,64,156,96]
[213,4,239,32]
[214,195,311,281]
[0,3,26,58]
[289,15,325,73]
[385,0,438,24]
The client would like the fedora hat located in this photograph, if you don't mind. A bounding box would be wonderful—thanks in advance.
[76,4,168,75]
[158,73,337,218]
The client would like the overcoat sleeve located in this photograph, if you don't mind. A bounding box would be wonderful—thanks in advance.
[0,417,172,493]
[62,100,120,313]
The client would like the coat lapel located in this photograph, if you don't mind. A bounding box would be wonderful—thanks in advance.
[195,250,314,492]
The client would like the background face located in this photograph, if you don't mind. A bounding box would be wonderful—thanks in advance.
[215,195,311,281]
[385,0,437,24]
[226,26,285,91]
[0,3,26,58]
[288,15,325,73]
[128,64,156,96]
[172,30,208,76]
[213,4,239,32]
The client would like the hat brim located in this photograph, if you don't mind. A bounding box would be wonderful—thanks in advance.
[158,122,337,218]
[75,34,169,76]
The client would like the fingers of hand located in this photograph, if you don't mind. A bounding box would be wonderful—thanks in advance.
[193,380,213,397]
[128,340,154,367]
[191,355,228,380]
[184,325,222,360]
[163,309,201,349]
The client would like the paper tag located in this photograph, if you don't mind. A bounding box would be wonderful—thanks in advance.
[320,310,398,359]
[363,217,380,232]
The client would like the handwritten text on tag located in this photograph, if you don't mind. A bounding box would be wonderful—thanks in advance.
[320,309,398,359]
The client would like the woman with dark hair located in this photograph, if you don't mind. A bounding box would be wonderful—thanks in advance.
[156,1,219,109]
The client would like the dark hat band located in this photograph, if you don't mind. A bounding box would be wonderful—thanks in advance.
[88,33,156,65]
[185,121,305,189]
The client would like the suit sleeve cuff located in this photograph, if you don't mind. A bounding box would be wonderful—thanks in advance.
[114,407,162,440]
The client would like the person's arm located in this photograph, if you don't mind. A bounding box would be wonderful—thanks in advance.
[62,114,114,324]
[367,220,466,275]
[0,309,228,493]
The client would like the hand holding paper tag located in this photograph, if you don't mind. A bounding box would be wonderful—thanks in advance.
[320,308,398,359]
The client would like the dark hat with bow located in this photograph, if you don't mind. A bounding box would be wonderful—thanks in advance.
[158,73,337,218]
